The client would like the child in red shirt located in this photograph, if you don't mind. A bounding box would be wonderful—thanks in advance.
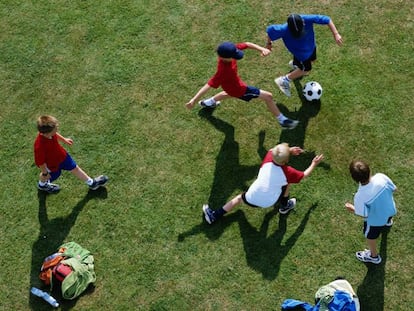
[186,41,298,130]
[34,115,108,194]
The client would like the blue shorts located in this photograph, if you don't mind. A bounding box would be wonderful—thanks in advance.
[49,153,77,182]
[239,85,260,102]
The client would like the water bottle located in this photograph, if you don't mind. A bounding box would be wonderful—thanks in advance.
[31,287,60,308]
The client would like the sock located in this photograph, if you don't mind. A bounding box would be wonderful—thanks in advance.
[213,207,227,219]
[86,178,94,186]
[277,113,287,122]
[203,97,216,106]
[280,196,289,207]
[38,181,48,186]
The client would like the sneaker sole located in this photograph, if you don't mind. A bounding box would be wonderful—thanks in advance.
[89,181,108,190]
[202,204,212,224]
[37,185,60,194]
[199,101,220,109]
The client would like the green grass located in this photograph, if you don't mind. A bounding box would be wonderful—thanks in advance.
[1,0,413,310]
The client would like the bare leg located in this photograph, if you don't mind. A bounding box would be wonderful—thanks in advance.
[367,238,378,257]
[222,194,243,213]
[257,90,281,117]
[287,68,310,81]
[70,166,91,182]
[212,91,231,102]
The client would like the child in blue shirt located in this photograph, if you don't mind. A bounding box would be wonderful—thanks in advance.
[266,14,343,97]
[345,160,397,264]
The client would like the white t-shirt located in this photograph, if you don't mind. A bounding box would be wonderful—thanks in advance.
[245,151,304,208]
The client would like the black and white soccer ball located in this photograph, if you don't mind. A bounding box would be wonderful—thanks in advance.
[303,81,323,101]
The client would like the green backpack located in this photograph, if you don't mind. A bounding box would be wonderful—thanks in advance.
[41,242,96,300]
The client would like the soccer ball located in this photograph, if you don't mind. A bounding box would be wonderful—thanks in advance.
[303,81,323,101]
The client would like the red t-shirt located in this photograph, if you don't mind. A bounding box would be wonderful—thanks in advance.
[34,133,67,172]
[207,42,248,98]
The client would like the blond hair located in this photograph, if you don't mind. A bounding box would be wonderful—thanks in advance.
[271,143,290,165]
[37,115,59,134]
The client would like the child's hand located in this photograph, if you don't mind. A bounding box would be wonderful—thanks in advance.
[345,202,354,212]
[261,48,271,57]
[334,33,343,46]
[289,146,303,156]
[186,101,195,110]
[312,154,324,164]
[64,138,73,145]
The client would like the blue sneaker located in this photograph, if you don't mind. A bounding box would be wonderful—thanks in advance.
[279,198,296,214]
[202,204,216,224]
[37,182,60,194]
[280,119,299,130]
[89,175,109,190]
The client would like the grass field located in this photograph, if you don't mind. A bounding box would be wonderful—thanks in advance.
[0,1,413,310]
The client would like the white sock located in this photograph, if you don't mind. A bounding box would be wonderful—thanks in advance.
[38,181,48,186]
[203,97,216,106]
[284,76,291,83]
[277,114,287,122]
[86,178,94,186]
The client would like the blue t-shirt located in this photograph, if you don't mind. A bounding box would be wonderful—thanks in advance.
[266,14,331,61]
[354,173,397,226]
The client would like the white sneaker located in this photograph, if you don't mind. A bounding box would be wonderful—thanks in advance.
[199,100,220,108]
[355,249,382,264]
[275,77,291,97]
[288,60,298,70]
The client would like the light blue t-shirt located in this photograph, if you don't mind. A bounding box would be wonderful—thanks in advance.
[354,173,397,226]
[266,14,331,61]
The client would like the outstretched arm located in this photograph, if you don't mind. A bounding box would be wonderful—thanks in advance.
[303,154,324,178]
[186,83,212,109]
[244,42,271,57]
[56,132,73,145]
[328,19,343,46]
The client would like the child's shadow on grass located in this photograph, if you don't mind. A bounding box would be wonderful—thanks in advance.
[238,203,318,280]
[179,108,266,241]
[278,81,330,172]
[356,227,389,311]
[278,80,321,148]
[29,188,107,311]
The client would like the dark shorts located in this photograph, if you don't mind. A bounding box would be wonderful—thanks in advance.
[239,85,260,102]
[293,48,317,72]
[241,185,288,208]
[363,217,392,239]
[241,192,259,207]
[49,153,77,182]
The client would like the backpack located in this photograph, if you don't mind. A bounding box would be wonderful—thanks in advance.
[39,242,96,300]
[281,279,360,311]
[39,249,66,286]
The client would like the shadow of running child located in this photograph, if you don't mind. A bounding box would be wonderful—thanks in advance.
[29,188,107,311]
[178,108,266,242]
